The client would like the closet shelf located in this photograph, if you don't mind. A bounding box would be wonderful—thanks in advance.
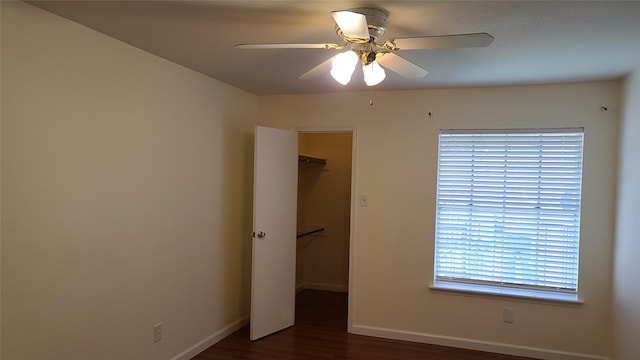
[298,154,327,166]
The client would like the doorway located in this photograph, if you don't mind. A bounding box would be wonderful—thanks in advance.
[295,131,353,328]
[250,127,355,340]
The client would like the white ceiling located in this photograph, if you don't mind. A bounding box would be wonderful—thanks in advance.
[29,1,640,95]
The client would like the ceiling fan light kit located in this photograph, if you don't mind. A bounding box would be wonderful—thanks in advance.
[329,48,386,87]
[236,7,494,87]
[330,50,359,85]
[362,60,386,86]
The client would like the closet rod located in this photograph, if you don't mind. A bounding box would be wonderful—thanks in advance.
[298,154,327,165]
[296,227,325,238]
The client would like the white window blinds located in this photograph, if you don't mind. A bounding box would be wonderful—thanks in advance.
[434,128,584,296]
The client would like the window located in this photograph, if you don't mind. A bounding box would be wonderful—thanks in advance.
[433,128,584,302]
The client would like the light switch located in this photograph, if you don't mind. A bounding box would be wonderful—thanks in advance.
[359,194,369,207]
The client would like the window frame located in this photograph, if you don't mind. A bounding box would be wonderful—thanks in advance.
[431,128,585,303]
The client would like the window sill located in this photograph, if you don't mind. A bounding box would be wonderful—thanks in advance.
[430,281,583,305]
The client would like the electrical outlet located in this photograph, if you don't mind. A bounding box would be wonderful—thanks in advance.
[503,307,515,324]
[153,323,163,343]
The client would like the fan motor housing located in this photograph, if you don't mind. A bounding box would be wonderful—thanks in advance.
[336,7,389,41]
[356,7,388,38]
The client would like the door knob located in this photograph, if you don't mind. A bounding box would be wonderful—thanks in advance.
[253,231,266,239]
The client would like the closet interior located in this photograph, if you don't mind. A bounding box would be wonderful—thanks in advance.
[296,132,353,301]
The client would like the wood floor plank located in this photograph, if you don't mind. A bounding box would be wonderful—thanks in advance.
[193,290,536,360]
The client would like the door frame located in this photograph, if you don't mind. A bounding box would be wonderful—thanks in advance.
[295,126,358,334]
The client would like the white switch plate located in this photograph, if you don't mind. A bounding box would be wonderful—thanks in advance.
[359,194,369,207]
[154,323,163,343]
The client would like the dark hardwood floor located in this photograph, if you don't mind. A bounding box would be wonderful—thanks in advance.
[193,290,536,360]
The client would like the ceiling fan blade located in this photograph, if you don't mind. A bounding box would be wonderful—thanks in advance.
[392,33,494,50]
[235,43,339,50]
[331,10,369,41]
[299,56,335,80]
[377,53,428,78]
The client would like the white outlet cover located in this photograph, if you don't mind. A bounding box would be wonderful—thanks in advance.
[503,307,515,323]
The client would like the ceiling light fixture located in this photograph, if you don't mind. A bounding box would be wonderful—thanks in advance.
[330,49,387,86]
[330,50,359,85]
[362,60,386,86]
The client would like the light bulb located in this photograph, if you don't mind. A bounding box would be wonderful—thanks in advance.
[362,60,386,86]
[330,50,358,85]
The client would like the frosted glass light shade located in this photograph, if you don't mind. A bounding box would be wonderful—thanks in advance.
[362,60,386,86]
[330,51,358,85]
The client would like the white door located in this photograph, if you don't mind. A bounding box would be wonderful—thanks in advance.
[250,126,298,340]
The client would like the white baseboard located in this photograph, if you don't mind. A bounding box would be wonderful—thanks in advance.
[351,324,609,360]
[170,316,249,360]
[297,282,348,293]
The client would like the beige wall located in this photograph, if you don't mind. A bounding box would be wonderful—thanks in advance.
[0,2,3,353]
[612,67,640,360]
[0,2,630,360]
[296,133,352,292]
[1,2,256,359]
[259,82,619,359]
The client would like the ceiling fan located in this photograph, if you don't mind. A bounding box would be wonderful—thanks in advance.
[236,8,494,86]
